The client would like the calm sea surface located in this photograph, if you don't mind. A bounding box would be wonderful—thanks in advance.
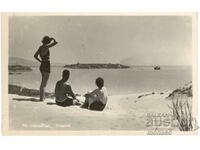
[9,66,192,95]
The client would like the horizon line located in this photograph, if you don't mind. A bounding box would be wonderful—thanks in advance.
[9,57,192,66]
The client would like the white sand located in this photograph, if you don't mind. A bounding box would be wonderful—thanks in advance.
[9,91,172,131]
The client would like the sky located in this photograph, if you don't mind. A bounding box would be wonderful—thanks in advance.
[9,15,193,65]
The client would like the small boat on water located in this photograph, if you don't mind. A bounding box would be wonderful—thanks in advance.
[154,66,161,70]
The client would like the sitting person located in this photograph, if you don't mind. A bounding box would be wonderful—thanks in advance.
[55,69,81,107]
[81,77,108,111]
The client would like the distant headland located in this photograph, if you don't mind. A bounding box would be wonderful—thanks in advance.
[63,63,130,69]
[9,65,32,74]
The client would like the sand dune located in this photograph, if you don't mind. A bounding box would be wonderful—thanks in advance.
[9,91,172,131]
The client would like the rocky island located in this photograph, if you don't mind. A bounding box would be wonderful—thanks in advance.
[9,84,54,98]
[9,65,32,73]
[63,63,130,69]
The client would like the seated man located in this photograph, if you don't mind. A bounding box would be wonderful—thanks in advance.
[55,69,81,107]
[81,77,108,111]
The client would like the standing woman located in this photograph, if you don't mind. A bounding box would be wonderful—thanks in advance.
[34,36,58,101]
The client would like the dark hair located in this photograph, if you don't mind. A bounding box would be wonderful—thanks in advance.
[42,36,51,44]
[62,69,70,80]
[96,77,104,88]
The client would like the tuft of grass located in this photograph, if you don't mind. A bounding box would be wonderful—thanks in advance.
[167,82,194,131]
[170,94,193,131]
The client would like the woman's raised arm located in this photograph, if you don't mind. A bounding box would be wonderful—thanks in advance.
[45,38,58,48]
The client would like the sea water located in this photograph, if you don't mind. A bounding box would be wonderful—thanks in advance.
[9,66,192,95]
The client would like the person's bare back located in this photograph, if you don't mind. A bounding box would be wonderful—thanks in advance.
[54,70,81,107]
[55,81,75,102]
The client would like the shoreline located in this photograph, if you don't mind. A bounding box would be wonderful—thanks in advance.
[8,83,172,97]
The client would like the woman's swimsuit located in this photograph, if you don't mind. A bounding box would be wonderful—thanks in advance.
[39,49,50,73]
[56,98,74,107]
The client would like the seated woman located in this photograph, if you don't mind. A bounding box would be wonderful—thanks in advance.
[81,77,108,111]
[55,69,81,107]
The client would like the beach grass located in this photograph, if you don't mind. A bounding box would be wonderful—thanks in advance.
[167,82,193,131]
[171,95,193,131]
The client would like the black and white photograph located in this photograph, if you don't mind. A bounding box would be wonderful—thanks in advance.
[1,13,197,135]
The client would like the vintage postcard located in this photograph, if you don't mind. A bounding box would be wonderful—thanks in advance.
[1,13,198,135]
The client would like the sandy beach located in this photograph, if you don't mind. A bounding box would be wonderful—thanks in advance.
[8,66,192,132]
[9,91,172,131]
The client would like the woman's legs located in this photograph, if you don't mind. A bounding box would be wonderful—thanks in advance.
[81,95,96,109]
[88,97,96,106]
[40,72,50,101]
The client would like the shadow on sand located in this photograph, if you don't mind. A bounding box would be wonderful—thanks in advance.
[46,102,57,105]
[46,102,78,107]
[12,98,42,102]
